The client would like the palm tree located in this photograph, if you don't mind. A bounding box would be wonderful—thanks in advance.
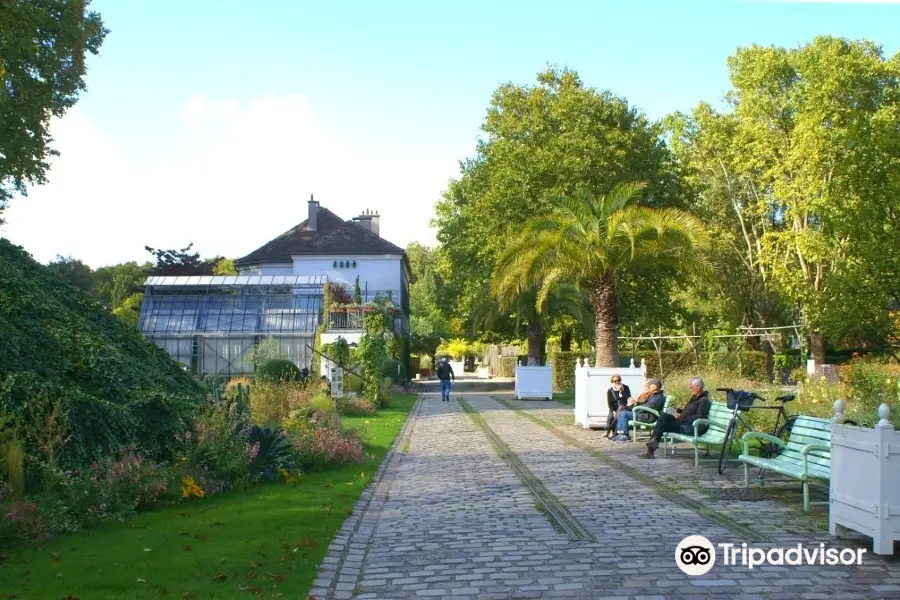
[492,182,710,368]
[472,282,589,366]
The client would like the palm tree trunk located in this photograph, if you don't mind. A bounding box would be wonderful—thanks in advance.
[526,322,544,366]
[590,276,619,368]
[560,328,572,352]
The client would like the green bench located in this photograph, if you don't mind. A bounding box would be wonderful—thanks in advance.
[661,402,732,466]
[628,396,670,441]
[738,415,831,512]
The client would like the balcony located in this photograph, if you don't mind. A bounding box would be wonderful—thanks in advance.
[326,308,366,331]
[325,305,404,335]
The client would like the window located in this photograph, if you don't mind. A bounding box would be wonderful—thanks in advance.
[352,260,357,268]
[333,261,337,268]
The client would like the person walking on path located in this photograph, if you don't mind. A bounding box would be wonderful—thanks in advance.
[436,357,455,401]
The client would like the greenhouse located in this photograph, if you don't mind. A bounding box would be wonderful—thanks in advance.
[137,275,326,375]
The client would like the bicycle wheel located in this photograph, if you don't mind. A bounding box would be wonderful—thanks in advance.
[717,417,739,475]
[769,415,798,456]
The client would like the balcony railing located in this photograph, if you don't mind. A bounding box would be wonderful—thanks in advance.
[327,309,366,330]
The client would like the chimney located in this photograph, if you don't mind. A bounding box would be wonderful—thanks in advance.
[353,209,380,237]
[307,194,319,231]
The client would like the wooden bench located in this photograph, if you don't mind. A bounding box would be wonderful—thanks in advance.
[660,401,732,466]
[738,415,831,512]
[628,396,670,441]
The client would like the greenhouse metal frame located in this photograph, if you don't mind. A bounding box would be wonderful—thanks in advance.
[138,275,326,376]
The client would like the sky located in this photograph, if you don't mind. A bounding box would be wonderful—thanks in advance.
[2,0,899,268]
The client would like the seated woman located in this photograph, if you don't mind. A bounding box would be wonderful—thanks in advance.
[639,376,710,458]
[613,378,665,441]
[605,375,632,439]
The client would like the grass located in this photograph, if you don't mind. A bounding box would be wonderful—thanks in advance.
[0,394,417,600]
[554,390,574,406]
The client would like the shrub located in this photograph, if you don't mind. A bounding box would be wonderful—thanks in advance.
[246,425,294,483]
[254,359,303,383]
[289,427,363,471]
[1,500,45,543]
[338,396,376,415]
[180,397,256,491]
[550,351,589,392]
[249,381,316,426]
[0,239,204,470]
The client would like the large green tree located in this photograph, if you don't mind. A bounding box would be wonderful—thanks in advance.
[433,67,686,340]
[492,182,709,367]
[670,36,900,360]
[0,0,108,219]
[406,242,451,357]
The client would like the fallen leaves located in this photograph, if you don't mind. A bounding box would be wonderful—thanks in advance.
[142,548,154,553]
[182,545,192,552]
[212,573,228,582]
[135,578,146,584]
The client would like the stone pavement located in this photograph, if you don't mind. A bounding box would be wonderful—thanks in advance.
[308,383,900,599]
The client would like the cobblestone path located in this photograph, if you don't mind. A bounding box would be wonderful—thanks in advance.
[309,383,900,600]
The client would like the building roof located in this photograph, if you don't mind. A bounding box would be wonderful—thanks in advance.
[234,207,406,268]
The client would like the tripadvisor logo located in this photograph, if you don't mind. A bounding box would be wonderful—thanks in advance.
[675,535,867,575]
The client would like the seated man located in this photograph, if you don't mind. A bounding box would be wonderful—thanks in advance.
[613,378,665,441]
[639,376,710,459]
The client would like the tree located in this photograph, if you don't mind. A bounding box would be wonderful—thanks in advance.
[0,0,108,220]
[46,255,95,294]
[145,243,215,276]
[474,282,589,366]
[212,258,237,276]
[433,67,685,339]
[93,261,151,310]
[671,36,900,360]
[353,275,362,305]
[492,182,709,367]
[406,242,451,357]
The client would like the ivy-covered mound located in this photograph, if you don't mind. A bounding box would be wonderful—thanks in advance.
[0,239,204,468]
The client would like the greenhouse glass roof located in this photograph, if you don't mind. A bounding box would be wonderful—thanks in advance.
[143,275,327,288]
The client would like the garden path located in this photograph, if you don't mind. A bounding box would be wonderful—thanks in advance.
[308,382,900,600]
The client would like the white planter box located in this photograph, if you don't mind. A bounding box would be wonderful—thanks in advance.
[574,358,646,429]
[515,364,553,400]
[448,360,465,376]
[830,402,900,554]
[476,366,490,379]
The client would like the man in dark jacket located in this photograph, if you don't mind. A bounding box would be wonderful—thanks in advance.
[436,357,455,401]
[640,376,710,458]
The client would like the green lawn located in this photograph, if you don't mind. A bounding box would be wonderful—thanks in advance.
[0,394,417,600]
[554,391,574,406]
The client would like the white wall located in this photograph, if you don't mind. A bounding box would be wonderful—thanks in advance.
[291,255,403,302]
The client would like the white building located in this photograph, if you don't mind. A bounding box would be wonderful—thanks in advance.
[137,196,410,376]
[234,196,411,347]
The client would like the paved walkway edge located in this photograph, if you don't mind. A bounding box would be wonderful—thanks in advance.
[307,394,424,600]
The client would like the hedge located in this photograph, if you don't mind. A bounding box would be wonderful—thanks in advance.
[550,351,590,392]
[0,239,204,469]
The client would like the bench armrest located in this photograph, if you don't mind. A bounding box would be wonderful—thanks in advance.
[632,405,660,418]
[740,432,786,456]
[801,443,830,473]
[692,418,711,437]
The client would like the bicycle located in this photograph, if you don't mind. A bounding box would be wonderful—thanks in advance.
[715,387,798,475]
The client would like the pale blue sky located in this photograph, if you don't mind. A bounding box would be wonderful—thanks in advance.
[3,0,898,267]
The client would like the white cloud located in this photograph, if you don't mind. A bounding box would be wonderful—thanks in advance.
[1,94,452,267]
